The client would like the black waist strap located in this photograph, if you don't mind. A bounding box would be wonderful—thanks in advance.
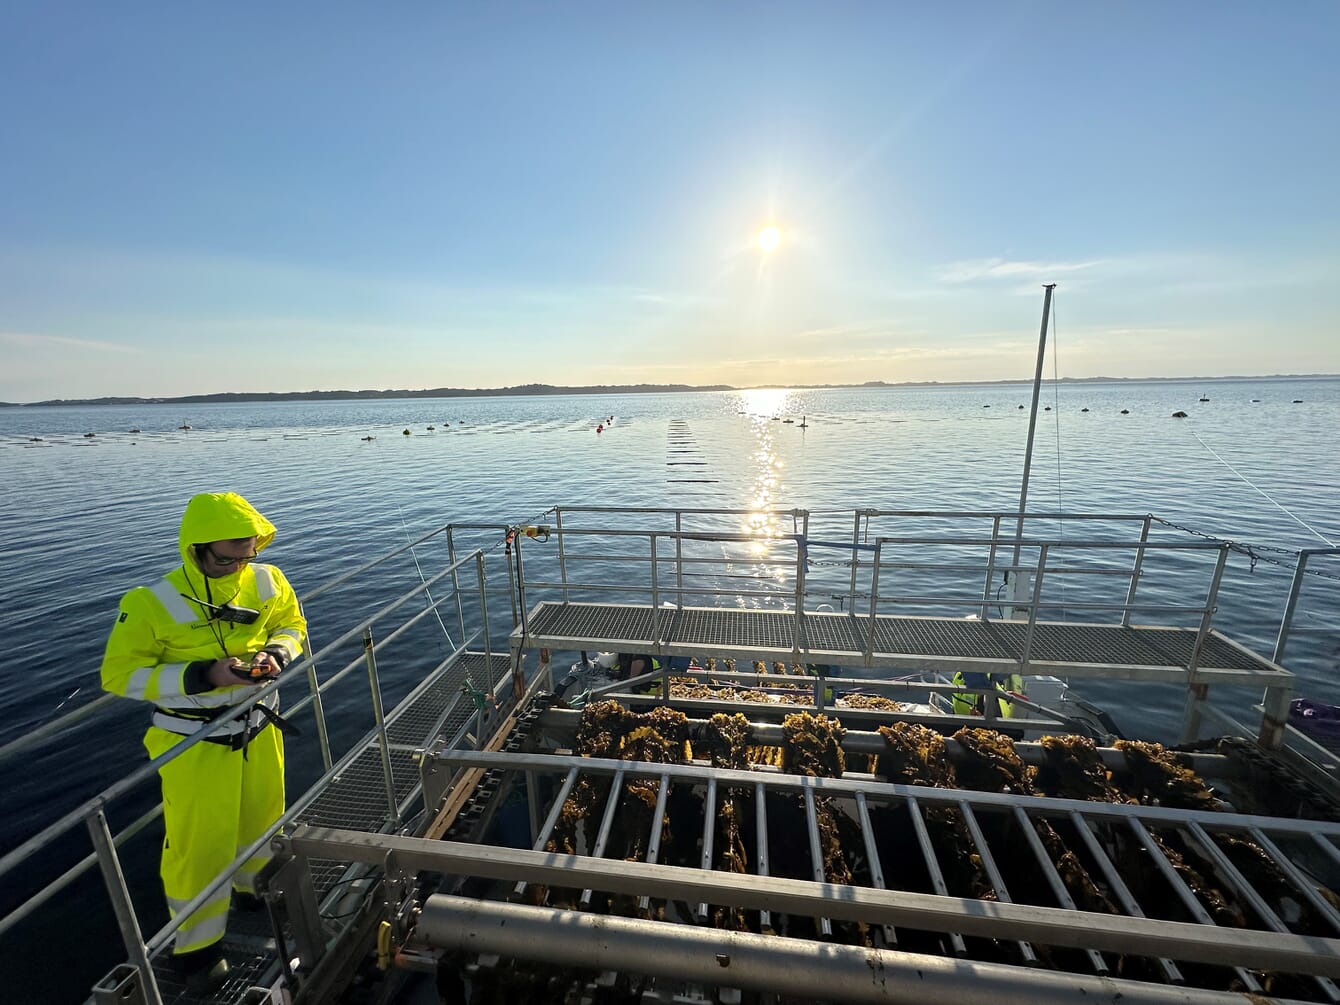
[155,702,300,753]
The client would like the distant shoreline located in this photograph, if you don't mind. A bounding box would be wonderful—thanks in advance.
[3,374,1335,408]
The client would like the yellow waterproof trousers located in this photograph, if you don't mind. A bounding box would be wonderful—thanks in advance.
[145,723,285,954]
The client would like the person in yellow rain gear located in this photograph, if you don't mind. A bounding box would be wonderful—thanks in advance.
[101,493,305,990]
[951,670,1025,719]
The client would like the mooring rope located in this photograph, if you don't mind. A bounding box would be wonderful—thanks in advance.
[1189,430,1336,547]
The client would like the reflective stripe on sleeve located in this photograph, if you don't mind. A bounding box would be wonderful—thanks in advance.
[124,664,159,701]
[252,564,277,601]
[124,662,190,701]
[268,627,303,659]
[149,579,200,623]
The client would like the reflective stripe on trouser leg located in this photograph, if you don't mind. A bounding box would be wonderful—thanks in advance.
[233,724,285,896]
[145,724,280,953]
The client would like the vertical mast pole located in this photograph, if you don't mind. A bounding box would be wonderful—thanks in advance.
[1010,284,1056,592]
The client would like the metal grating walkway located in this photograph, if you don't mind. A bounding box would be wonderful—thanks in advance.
[517,602,1282,683]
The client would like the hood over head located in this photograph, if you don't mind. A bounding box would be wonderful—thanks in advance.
[179,492,277,571]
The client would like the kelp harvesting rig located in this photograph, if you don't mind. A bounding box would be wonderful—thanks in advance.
[2,506,1339,1005]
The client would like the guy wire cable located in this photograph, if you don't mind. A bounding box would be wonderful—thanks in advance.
[1189,430,1336,547]
[396,501,457,649]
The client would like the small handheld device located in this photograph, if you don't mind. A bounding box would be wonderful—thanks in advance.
[206,601,261,625]
[230,653,279,683]
[181,594,261,625]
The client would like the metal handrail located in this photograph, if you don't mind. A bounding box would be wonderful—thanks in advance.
[0,542,493,1000]
[0,528,473,766]
[1274,547,1340,663]
[517,526,1228,623]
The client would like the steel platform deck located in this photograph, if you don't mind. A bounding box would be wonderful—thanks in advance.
[515,601,1286,685]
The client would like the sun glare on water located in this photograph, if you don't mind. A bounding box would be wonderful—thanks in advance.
[756,225,782,253]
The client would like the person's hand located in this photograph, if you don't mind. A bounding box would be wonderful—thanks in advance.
[248,651,282,679]
[205,657,249,688]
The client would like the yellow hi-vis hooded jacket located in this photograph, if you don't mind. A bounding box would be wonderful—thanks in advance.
[101,492,306,741]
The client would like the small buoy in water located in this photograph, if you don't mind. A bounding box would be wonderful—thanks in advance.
[1080,407,1089,412]
[1018,404,1025,409]
[1120,409,1130,414]
[361,435,375,441]
[596,423,603,434]
[402,428,411,436]
[1172,410,1188,418]
[83,431,96,438]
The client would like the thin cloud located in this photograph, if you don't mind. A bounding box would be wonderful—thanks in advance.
[0,331,143,354]
[793,320,926,341]
[938,258,1104,284]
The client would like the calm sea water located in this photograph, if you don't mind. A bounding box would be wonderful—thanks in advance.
[2,378,1338,999]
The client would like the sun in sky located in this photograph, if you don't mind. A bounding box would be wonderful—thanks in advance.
[756,225,782,253]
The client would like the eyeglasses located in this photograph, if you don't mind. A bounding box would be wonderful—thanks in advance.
[201,545,259,568]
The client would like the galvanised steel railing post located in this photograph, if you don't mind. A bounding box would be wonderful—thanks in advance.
[1273,550,1312,665]
[86,808,163,1005]
[363,627,402,829]
[799,509,811,613]
[650,533,661,639]
[477,552,492,663]
[1180,544,1229,745]
[982,514,1003,621]
[865,541,883,662]
[674,509,684,608]
[848,510,863,613]
[1018,543,1049,674]
[1122,516,1152,628]
[555,508,570,603]
[446,526,467,644]
[503,529,519,626]
[793,530,808,655]
[1188,544,1230,678]
[513,533,529,634]
[304,654,333,773]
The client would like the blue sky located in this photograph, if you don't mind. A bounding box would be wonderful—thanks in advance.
[2,1,1337,401]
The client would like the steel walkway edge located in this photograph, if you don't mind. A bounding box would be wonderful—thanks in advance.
[514,602,1288,684]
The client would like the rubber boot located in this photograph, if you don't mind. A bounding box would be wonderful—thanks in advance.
[175,945,229,993]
